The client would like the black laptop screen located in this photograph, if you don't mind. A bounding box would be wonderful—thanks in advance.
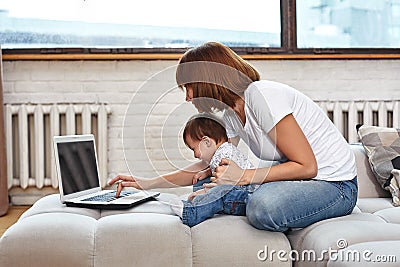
[57,140,100,195]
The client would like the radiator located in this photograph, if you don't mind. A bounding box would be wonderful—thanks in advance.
[5,104,111,190]
[4,101,399,189]
[316,101,400,143]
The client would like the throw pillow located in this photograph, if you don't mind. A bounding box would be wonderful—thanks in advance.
[391,169,400,205]
[357,125,400,206]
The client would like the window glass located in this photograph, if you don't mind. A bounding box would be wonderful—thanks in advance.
[0,0,281,49]
[297,0,400,48]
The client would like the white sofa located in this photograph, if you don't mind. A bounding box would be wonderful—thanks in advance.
[1,144,400,267]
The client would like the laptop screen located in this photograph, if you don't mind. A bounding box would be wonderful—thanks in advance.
[57,140,100,195]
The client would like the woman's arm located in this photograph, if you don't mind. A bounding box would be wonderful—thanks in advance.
[212,114,318,185]
[109,160,209,193]
[152,161,210,188]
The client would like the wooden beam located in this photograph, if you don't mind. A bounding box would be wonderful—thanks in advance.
[0,47,9,216]
[3,53,400,61]
[2,53,184,61]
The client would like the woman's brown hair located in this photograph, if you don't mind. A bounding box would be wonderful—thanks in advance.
[176,42,260,112]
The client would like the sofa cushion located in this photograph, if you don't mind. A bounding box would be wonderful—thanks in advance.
[357,125,400,205]
[374,207,400,224]
[356,198,393,214]
[95,213,192,267]
[101,193,178,217]
[287,213,386,254]
[0,213,97,267]
[21,193,177,220]
[18,193,101,220]
[327,241,400,266]
[288,219,400,267]
[191,215,291,267]
[1,193,291,267]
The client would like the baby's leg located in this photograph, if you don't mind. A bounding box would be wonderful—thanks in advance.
[182,185,250,227]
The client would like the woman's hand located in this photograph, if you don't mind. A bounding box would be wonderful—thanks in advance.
[210,158,250,186]
[108,175,147,197]
[192,167,212,184]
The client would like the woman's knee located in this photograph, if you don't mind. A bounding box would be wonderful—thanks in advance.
[246,192,288,232]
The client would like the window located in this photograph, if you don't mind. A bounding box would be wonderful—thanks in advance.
[0,0,281,49]
[297,0,400,48]
[0,0,399,56]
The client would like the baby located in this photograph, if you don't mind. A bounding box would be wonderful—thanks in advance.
[166,113,259,227]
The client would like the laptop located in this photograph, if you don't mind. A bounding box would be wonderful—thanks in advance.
[53,134,159,209]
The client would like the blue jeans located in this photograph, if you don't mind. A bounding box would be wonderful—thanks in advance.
[246,177,358,232]
[182,181,258,227]
[186,177,358,231]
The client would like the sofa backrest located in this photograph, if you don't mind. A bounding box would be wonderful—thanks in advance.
[351,143,390,198]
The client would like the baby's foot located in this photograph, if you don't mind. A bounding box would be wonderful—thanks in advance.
[156,193,184,218]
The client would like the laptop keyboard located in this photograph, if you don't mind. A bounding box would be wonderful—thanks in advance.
[82,191,134,202]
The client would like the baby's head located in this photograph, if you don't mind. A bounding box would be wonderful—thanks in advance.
[183,113,228,163]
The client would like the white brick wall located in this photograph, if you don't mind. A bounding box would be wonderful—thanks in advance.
[3,59,400,185]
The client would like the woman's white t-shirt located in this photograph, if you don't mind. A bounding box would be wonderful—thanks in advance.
[222,80,357,181]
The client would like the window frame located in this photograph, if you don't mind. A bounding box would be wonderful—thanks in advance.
[2,0,400,60]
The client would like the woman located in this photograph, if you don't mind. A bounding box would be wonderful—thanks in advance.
[109,42,358,232]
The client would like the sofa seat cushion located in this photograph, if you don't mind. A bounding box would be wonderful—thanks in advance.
[355,198,393,213]
[327,241,400,266]
[20,193,176,221]
[19,193,101,220]
[287,213,394,267]
[374,207,400,224]
[2,204,193,267]
[191,215,291,267]
[287,213,386,248]
[289,220,400,267]
[0,213,97,267]
[95,213,192,267]
[101,193,178,217]
[1,193,291,267]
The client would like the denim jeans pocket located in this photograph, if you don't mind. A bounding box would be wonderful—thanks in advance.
[341,177,358,215]
[346,179,358,214]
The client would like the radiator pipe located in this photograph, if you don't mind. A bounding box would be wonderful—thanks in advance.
[0,46,9,216]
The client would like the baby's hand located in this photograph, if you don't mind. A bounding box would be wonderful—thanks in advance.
[202,182,218,192]
[192,167,212,184]
[188,189,207,201]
